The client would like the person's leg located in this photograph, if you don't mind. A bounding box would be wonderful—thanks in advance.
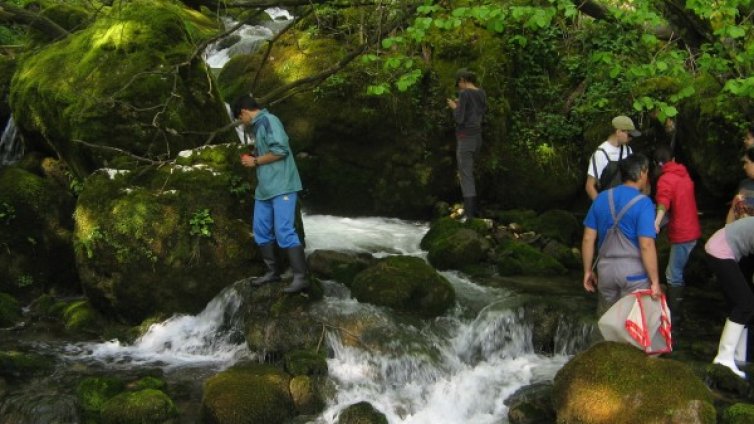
[456,137,478,219]
[666,240,697,287]
[252,199,280,285]
[707,254,754,377]
[270,193,309,293]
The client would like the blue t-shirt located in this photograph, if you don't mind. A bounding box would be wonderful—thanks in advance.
[583,185,656,249]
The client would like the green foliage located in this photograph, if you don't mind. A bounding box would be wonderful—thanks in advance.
[229,174,251,196]
[16,274,33,288]
[189,208,214,238]
[0,202,15,225]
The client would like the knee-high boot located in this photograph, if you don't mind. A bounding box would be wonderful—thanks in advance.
[713,319,747,378]
[463,196,477,220]
[283,245,310,293]
[253,243,281,286]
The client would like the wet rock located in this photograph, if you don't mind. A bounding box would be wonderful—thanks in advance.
[0,293,20,328]
[723,403,754,424]
[284,350,328,376]
[307,250,375,287]
[0,392,79,423]
[100,388,178,424]
[553,342,715,424]
[351,256,455,318]
[426,228,490,271]
[529,209,580,246]
[289,375,324,415]
[0,351,55,381]
[200,363,294,424]
[74,144,258,323]
[504,382,555,424]
[336,401,388,424]
[706,363,751,398]
[76,376,125,415]
[494,239,567,276]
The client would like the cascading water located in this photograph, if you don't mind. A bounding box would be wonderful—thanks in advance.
[0,115,22,167]
[57,214,590,423]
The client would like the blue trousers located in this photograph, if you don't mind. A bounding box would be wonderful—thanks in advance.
[253,192,301,249]
[666,240,697,287]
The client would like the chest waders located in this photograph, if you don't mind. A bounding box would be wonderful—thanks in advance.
[595,189,650,315]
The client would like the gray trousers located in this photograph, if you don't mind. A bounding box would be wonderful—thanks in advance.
[456,133,482,197]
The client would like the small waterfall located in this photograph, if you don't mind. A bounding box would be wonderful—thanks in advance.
[0,115,22,167]
[203,9,294,69]
[65,283,250,369]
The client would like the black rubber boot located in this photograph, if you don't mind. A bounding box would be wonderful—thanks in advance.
[463,196,477,220]
[253,243,281,286]
[283,245,310,293]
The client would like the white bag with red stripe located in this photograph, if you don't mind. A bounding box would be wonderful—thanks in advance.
[598,289,672,355]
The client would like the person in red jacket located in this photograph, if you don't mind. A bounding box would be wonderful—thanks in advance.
[653,144,701,331]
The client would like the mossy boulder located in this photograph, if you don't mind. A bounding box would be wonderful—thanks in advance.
[73,144,258,323]
[284,349,328,376]
[0,292,21,328]
[0,350,55,381]
[553,341,715,424]
[307,250,375,287]
[76,376,125,414]
[0,166,77,300]
[10,0,230,178]
[100,388,178,424]
[62,299,103,335]
[723,403,754,424]
[350,256,455,318]
[420,217,489,251]
[200,363,294,424]
[289,375,324,415]
[242,278,324,356]
[336,401,388,424]
[495,239,567,276]
[426,228,490,271]
[504,383,556,424]
[529,209,581,245]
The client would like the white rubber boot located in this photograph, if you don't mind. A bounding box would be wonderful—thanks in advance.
[713,319,747,378]
[735,327,748,365]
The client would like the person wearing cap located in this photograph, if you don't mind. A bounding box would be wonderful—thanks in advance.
[582,153,661,315]
[585,115,642,200]
[233,94,310,294]
[447,69,487,220]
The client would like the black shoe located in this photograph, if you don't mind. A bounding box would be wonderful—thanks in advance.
[282,245,310,293]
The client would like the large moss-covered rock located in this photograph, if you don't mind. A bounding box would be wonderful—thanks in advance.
[10,0,230,178]
[0,350,55,381]
[200,363,294,424]
[504,383,556,424]
[529,209,581,245]
[242,278,324,356]
[553,342,715,424]
[100,388,178,424]
[73,144,258,323]
[495,239,567,276]
[307,249,375,287]
[0,166,77,299]
[289,375,324,415]
[350,256,455,317]
[336,401,388,424]
[426,228,490,271]
[76,376,125,415]
[723,403,754,424]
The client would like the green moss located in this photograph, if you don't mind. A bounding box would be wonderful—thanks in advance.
[336,401,388,424]
[284,350,328,376]
[553,342,715,424]
[420,216,487,251]
[0,350,55,380]
[289,375,324,415]
[350,256,455,317]
[100,388,177,424]
[131,376,166,391]
[426,228,488,271]
[495,239,567,276]
[200,363,294,424]
[496,209,538,227]
[723,403,754,424]
[0,292,20,327]
[529,209,580,245]
[63,299,102,334]
[76,376,125,413]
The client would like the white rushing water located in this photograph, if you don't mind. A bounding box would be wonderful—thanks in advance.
[0,115,22,167]
[64,214,578,423]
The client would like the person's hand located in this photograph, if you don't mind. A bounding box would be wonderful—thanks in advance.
[583,271,597,293]
[654,222,661,234]
[650,281,663,300]
[446,98,457,109]
[240,154,256,168]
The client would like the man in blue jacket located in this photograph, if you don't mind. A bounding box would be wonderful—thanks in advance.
[234,94,309,293]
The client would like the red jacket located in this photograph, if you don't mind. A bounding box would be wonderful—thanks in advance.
[655,162,701,243]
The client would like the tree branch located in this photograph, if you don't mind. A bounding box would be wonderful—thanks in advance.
[0,1,69,40]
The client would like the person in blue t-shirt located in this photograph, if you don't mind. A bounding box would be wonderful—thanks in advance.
[582,153,661,314]
[234,94,309,294]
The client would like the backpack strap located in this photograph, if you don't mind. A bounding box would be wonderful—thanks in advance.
[592,148,611,185]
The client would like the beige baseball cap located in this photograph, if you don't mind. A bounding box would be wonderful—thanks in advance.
[612,115,641,137]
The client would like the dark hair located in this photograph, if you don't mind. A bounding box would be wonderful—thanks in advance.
[653,144,673,165]
[232,94,261,118]
[455,69,477,84]
[620,153,650,182]
[745,146,754,162]
[747,124,754,138]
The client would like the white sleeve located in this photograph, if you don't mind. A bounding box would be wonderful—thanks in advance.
[587,151,608,178]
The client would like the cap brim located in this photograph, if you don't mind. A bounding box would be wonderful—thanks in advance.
[629,130,641,137]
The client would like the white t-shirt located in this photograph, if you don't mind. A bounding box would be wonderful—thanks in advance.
[586,141,633,178]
